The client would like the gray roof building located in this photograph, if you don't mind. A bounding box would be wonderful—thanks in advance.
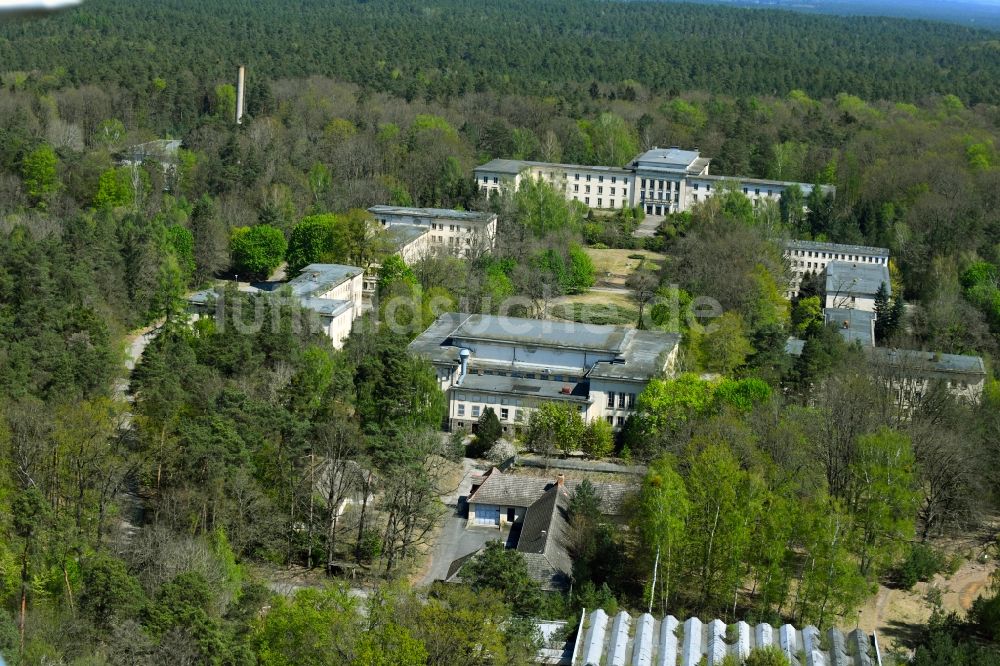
[286,263,363,298]
[824,261,891,298]
[627,147,710,175]
[454,469,633,591]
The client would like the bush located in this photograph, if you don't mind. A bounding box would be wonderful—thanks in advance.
[746,645,791,666]
[356,529,382,562]
[895,543,946,589]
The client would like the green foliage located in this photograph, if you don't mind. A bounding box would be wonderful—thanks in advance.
[20,143,60,208]
[463,541,542,615]
[894,543,946,590]
[469,407,502,458]
[286,213,350,274]
[376,254,416,294]
[229,224,288,280]
[93,167,133,208]
[745,645,792,666]
[79,553,146,630]
[525,402,586,456]
[253,586,359,666]
[695,311,754,374]
[791,296,823,337]
[580,417,614,458]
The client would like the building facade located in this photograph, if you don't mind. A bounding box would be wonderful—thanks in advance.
[368,205,497,259]
[408,313,680,435]
[187,263,364,350]
[784,240,889,298]
[474,147,832,219]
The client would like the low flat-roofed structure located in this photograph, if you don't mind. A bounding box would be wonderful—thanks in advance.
[825,307,876,347]
[869,347,987,405]
[409,313,680,434]
[368,205,497,259]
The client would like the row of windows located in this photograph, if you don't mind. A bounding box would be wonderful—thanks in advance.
[605,415,626,427]
[573,184,626,196]
[481,176,500,185]
[641,191,680,203]
[573,173,618,184]
[640,178,678,190]
[461,369,583,383]
[573,196,622,208]
[791,249,886,264]
[430,222,475,233]
[456,403,524,422]
[606,392,637,409]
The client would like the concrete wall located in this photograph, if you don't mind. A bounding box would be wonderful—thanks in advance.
[315,273,364,319]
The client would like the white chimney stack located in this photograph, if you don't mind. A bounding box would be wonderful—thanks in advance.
[236,65,246,124]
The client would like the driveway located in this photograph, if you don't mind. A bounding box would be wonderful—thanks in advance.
[419,460,505,586]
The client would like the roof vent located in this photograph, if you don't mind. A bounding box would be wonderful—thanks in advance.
[842,320,850,329]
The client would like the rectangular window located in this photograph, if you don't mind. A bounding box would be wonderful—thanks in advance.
[618,393,626,409]
[616,416,625,427]
[755,188,760,196]
[598,175,604,183]
[641,178,647,188]
[627,393,636,409]
[457,403,465,417]
[574,184,579,192]
[706,184,711,191]
[471,405,480,418]
[500,408,509,420]
[607,392,616,408]
[611,176,617,184]
[515,410,524,422]
[586,174,591,182]
[743,187,749,194]
[507,507,515,521]
[585,185,591,193]
[493,177,498,184]
[598,186,603,194]
[606,415,614,425]
[575,173,580,180]
[694,183,699,191]
[597,198,602,207]
[585,197,590,205]
[482,176,488,183]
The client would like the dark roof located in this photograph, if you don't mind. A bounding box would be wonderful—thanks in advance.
[386,223,429,250]
[467,469,632,515]
[516,484,574,590]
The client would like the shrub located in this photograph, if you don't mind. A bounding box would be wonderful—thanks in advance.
[356,529,382,562]
[895,543,946,589]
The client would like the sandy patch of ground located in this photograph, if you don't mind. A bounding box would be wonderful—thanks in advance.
[857,525,998,656]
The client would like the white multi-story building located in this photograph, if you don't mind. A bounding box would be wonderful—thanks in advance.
[187,263,364,349]
[474,147,832,219]
[408,313,680,436]
[784,240,889,298]
[368,205,497,259]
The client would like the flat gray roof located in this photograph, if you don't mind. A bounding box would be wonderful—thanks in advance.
[451,314,630,353]
[825,307,875,346]
[694,174,832,191]
[368,205,495,224]
[286,264,362,298]
[298,297,353,318]
[825,261,891,297]
[786,239,889,257]
[456,374,591,404]
[474,158,631,176]
[408,313,679,382]
[386,223,429,250]
[868,348,986,376]
[629,147,706,174]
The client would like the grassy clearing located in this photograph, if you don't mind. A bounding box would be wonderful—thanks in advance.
[585,248,665,285]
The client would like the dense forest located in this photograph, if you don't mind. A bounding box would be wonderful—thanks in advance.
[1,0,1000,107]
[1,0,1000,663]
